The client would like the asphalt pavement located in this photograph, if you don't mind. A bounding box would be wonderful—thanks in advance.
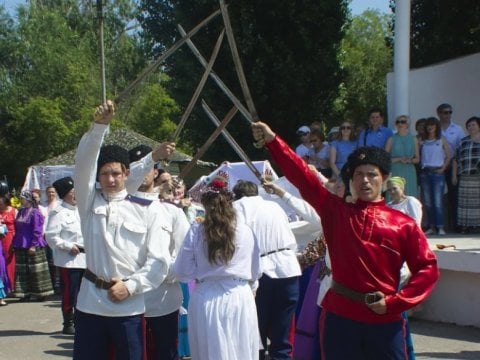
[0,295,479,359]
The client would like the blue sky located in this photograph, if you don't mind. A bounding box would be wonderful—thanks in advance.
[3,0,390,16]
[350,0,390,15]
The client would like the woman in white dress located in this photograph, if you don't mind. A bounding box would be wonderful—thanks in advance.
[174,179,261,360]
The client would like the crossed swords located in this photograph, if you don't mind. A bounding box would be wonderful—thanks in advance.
[108,1,263,181]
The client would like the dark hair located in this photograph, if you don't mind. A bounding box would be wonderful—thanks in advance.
[0,194,11,207]
[309,129,325,142]
[343,146,391,180]
[201,189,236,265]
[466,116,480,128]
[422,117,442,140]
[368,107,384,118]
[232,180,258,200]
[436,103,452,113]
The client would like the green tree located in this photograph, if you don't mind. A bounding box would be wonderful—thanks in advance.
[0,1,177,186]
[138,0,348,162]
[401,0,480,68]
[335,10,393,126]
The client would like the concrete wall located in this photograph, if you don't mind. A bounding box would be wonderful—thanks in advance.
[387,52,480,131]
[414,236,480,328]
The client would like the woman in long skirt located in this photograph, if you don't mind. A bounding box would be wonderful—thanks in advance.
[12,190,53,301]
[174,179,261,360]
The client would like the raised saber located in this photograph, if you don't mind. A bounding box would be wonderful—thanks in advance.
[178,106,238,179]
[219,0,259,122]
[97,0,107,103]
[172,28,225,141]
[177,24,253,124]
[202,100,263,181]
[114,8,222,104]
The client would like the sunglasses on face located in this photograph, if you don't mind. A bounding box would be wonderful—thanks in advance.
[340,126,352,130]
[297,132,309,137]
[396,120,408,124]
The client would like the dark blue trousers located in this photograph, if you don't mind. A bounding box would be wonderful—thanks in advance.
[146,310,179,360]
[59,267,83,314]
[73,310,144,360]
[320,310,407,360]
[256,274,299,360]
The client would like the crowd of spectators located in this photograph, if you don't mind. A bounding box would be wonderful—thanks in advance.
[294,103,480,234]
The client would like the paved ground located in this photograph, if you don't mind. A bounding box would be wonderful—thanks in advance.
[0,295,480,359]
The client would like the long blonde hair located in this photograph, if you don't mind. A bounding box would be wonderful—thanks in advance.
[201,188,236,265]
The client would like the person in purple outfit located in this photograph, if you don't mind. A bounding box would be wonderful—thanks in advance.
[11,190,53,301]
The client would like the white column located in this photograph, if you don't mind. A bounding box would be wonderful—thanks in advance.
[392,0,411,128]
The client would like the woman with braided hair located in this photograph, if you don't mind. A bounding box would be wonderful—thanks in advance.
[174,179,261,360]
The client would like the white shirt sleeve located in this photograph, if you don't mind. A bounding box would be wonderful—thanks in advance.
[126,153,155,194]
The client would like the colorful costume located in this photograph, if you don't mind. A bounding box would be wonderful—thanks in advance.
[266,135,439,359]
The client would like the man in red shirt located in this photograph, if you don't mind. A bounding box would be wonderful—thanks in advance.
[252,121,439,359]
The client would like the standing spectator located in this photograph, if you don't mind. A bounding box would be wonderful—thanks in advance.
[0,194,17,291]
[72,101,171,359]
[357,108,393,148]
[174,179,261,360]
[45,177,86,335]
[385,115,420,197]
[12,190,53,301]
[327,127,340,143]
[295,126,312,160]
[419,117,451,235]
[308,129,332,178]
[329,120,357,179]
[452,116,480,233]
[415,118,427,145]
[46,186,58,211]
[437,103,465,232]
[233,180,301,360]
[252,121,439,360]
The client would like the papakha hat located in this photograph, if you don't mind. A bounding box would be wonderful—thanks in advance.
[52,177,74,199]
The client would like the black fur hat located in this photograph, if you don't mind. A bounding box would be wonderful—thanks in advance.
[52,177,74,199]
[128,145,152,164]
[343,146,391,180]
[97,144,130,171]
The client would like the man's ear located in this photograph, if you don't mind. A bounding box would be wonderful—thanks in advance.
[153,169,159,179]
[125,169,130,177]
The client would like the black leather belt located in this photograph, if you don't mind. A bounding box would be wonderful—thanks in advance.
[331,280,381,304]
[83,269,114,290]
[78,247,85,253]
[260,247,290,257]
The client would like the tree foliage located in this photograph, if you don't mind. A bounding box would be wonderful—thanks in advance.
[138,0,348,161]
[0,1,177,187]
[335,10,393,125]
[401,0,480,68]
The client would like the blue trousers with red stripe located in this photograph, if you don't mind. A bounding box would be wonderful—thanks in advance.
[320,310,407,360]
[74,310,144,360]
[59,267,84,315]
[256,274,299,360]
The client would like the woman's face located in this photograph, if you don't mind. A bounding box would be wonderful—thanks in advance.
[340,123,352,138]
[20,197,31,207]
[426,123,437,135]
[387,183,405,202]
[467,120,479,135]
[0,198,7,211]
[310,136,323,150]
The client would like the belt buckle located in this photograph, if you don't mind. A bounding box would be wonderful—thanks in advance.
[364,292,378,304]
[95,276,106,289]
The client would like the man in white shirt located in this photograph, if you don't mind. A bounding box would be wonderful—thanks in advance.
[437,103,466,232]
[233,180,301,360]
[73,101,172,359]
[45,176,86,335]
[128,144,190,360]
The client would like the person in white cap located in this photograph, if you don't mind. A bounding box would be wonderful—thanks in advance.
[295,125,312,160]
